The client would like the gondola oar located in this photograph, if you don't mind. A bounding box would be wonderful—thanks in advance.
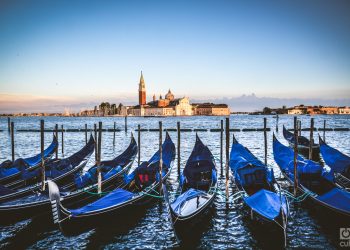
[162,182,180,246]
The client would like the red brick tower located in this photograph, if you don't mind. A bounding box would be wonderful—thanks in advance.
[139,71,146,105]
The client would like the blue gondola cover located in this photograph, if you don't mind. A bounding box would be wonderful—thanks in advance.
[171,188,207,214]
[317,188,350,213]
[69,188,134,216]
[320,138,350,175]
[244,189,288,220]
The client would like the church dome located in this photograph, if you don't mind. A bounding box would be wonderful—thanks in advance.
[165,89,174,101]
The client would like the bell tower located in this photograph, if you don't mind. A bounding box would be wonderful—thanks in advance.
[139,71,146,105]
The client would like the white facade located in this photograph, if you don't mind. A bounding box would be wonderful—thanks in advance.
[175,97,192,116]
[339,106,350,114]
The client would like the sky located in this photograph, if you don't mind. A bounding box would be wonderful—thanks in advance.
[0,0,350,112]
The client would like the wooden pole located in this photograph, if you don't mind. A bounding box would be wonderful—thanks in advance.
[225,117,230,204]
[55,124,58,159]
[113,122,116,149]
[298,120,301,137]
[85,124,87,145]
[97,121,102,194]
[61,125,64,157]
[138,124,141,166]
[276,114,279,132]
[159,121,163,195]
[220,120,223,177]
[125,116,127,132]
[40,120,45,191]
[177,121,180,177]
[309,118,314,160]
[293,117,298,196]
[94,123,97,162]
[7,117,10,133]
[264,118,267,165]
[11,122,14,162]
[323,120,326,142]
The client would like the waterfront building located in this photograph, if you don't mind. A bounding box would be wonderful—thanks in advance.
[339,106,350,114]
[193,103,230,116]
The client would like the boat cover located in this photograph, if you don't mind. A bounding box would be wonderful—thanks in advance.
[69,188,134,216]
[183,135,216,185]
[170,188,207,214]
[319,137,350,175]
[244,189,288,220]
[0,136,58,178]
[317,188,350,213]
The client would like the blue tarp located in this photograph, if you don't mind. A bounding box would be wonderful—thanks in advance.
[23,136,58,166]
[170,188,207,214]
[320,138,350,175]
[245,189,288,220]
[273,137,323,180]
[69,188,134,216]
[229,138,274,187]
[183,135,216,185]
[317,188,350,213]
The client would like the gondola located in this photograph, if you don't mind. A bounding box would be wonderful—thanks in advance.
[0,135,58,185]
[0,135,136,224]
[319,136,350,188]
[282,125,319,160]
[229,134,289,245]
[3,135,95,191]
[48,132,175,235]
[167,134,217,237]
[273,134,350,222]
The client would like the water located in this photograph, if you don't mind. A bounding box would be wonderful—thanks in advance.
[0,115,349,249]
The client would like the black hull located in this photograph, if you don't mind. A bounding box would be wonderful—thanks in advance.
[0,162,132,225]
[170,194,215,238]
[287,142,320,161]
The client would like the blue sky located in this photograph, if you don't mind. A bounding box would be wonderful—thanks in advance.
[0,0,349,112]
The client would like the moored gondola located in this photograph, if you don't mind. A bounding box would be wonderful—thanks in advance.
[273,134,350,223]
[229,134,289,246]
[0,135,136,224]
[167,134,217,237]
[282,125,320,160]
[48,132,175,235]
[0,135,96,223]
[0,136,58,185]
[319,135,350,188]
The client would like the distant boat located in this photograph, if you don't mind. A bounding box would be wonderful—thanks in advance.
[230,134,289,245]
[273,135,350,221]
[282,125,320,160]
[167,134,217,238]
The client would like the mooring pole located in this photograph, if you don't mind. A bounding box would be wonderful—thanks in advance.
[177,121,181,177]
[264,118,267,165]
[55,124,58,159]
[225,117,230,205]
[220,120,223,177]
[11,122,14,162]
[8,117,11,133]
[159,121,163,195]
[309,118,314,160]
[61,125,64,157]
[138,124,141,166]
[113,122,116,149]
[125,116,128,132]
[97,121,102,194]
[293,117,298,196]
[323,120,326,142]
[276,114,279,132]
[40,120,45,191]
[85,124,87,145]
[298,120,301,137]
[94,123,97,162]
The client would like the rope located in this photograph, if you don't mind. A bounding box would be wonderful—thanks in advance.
[280,189,316,203]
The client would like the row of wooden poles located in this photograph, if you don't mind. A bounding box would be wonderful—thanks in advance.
[6,116,323,199]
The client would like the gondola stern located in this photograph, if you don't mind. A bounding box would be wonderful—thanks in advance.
[48,180,63,225]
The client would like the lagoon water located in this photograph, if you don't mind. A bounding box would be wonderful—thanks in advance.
[0,115,349,249]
